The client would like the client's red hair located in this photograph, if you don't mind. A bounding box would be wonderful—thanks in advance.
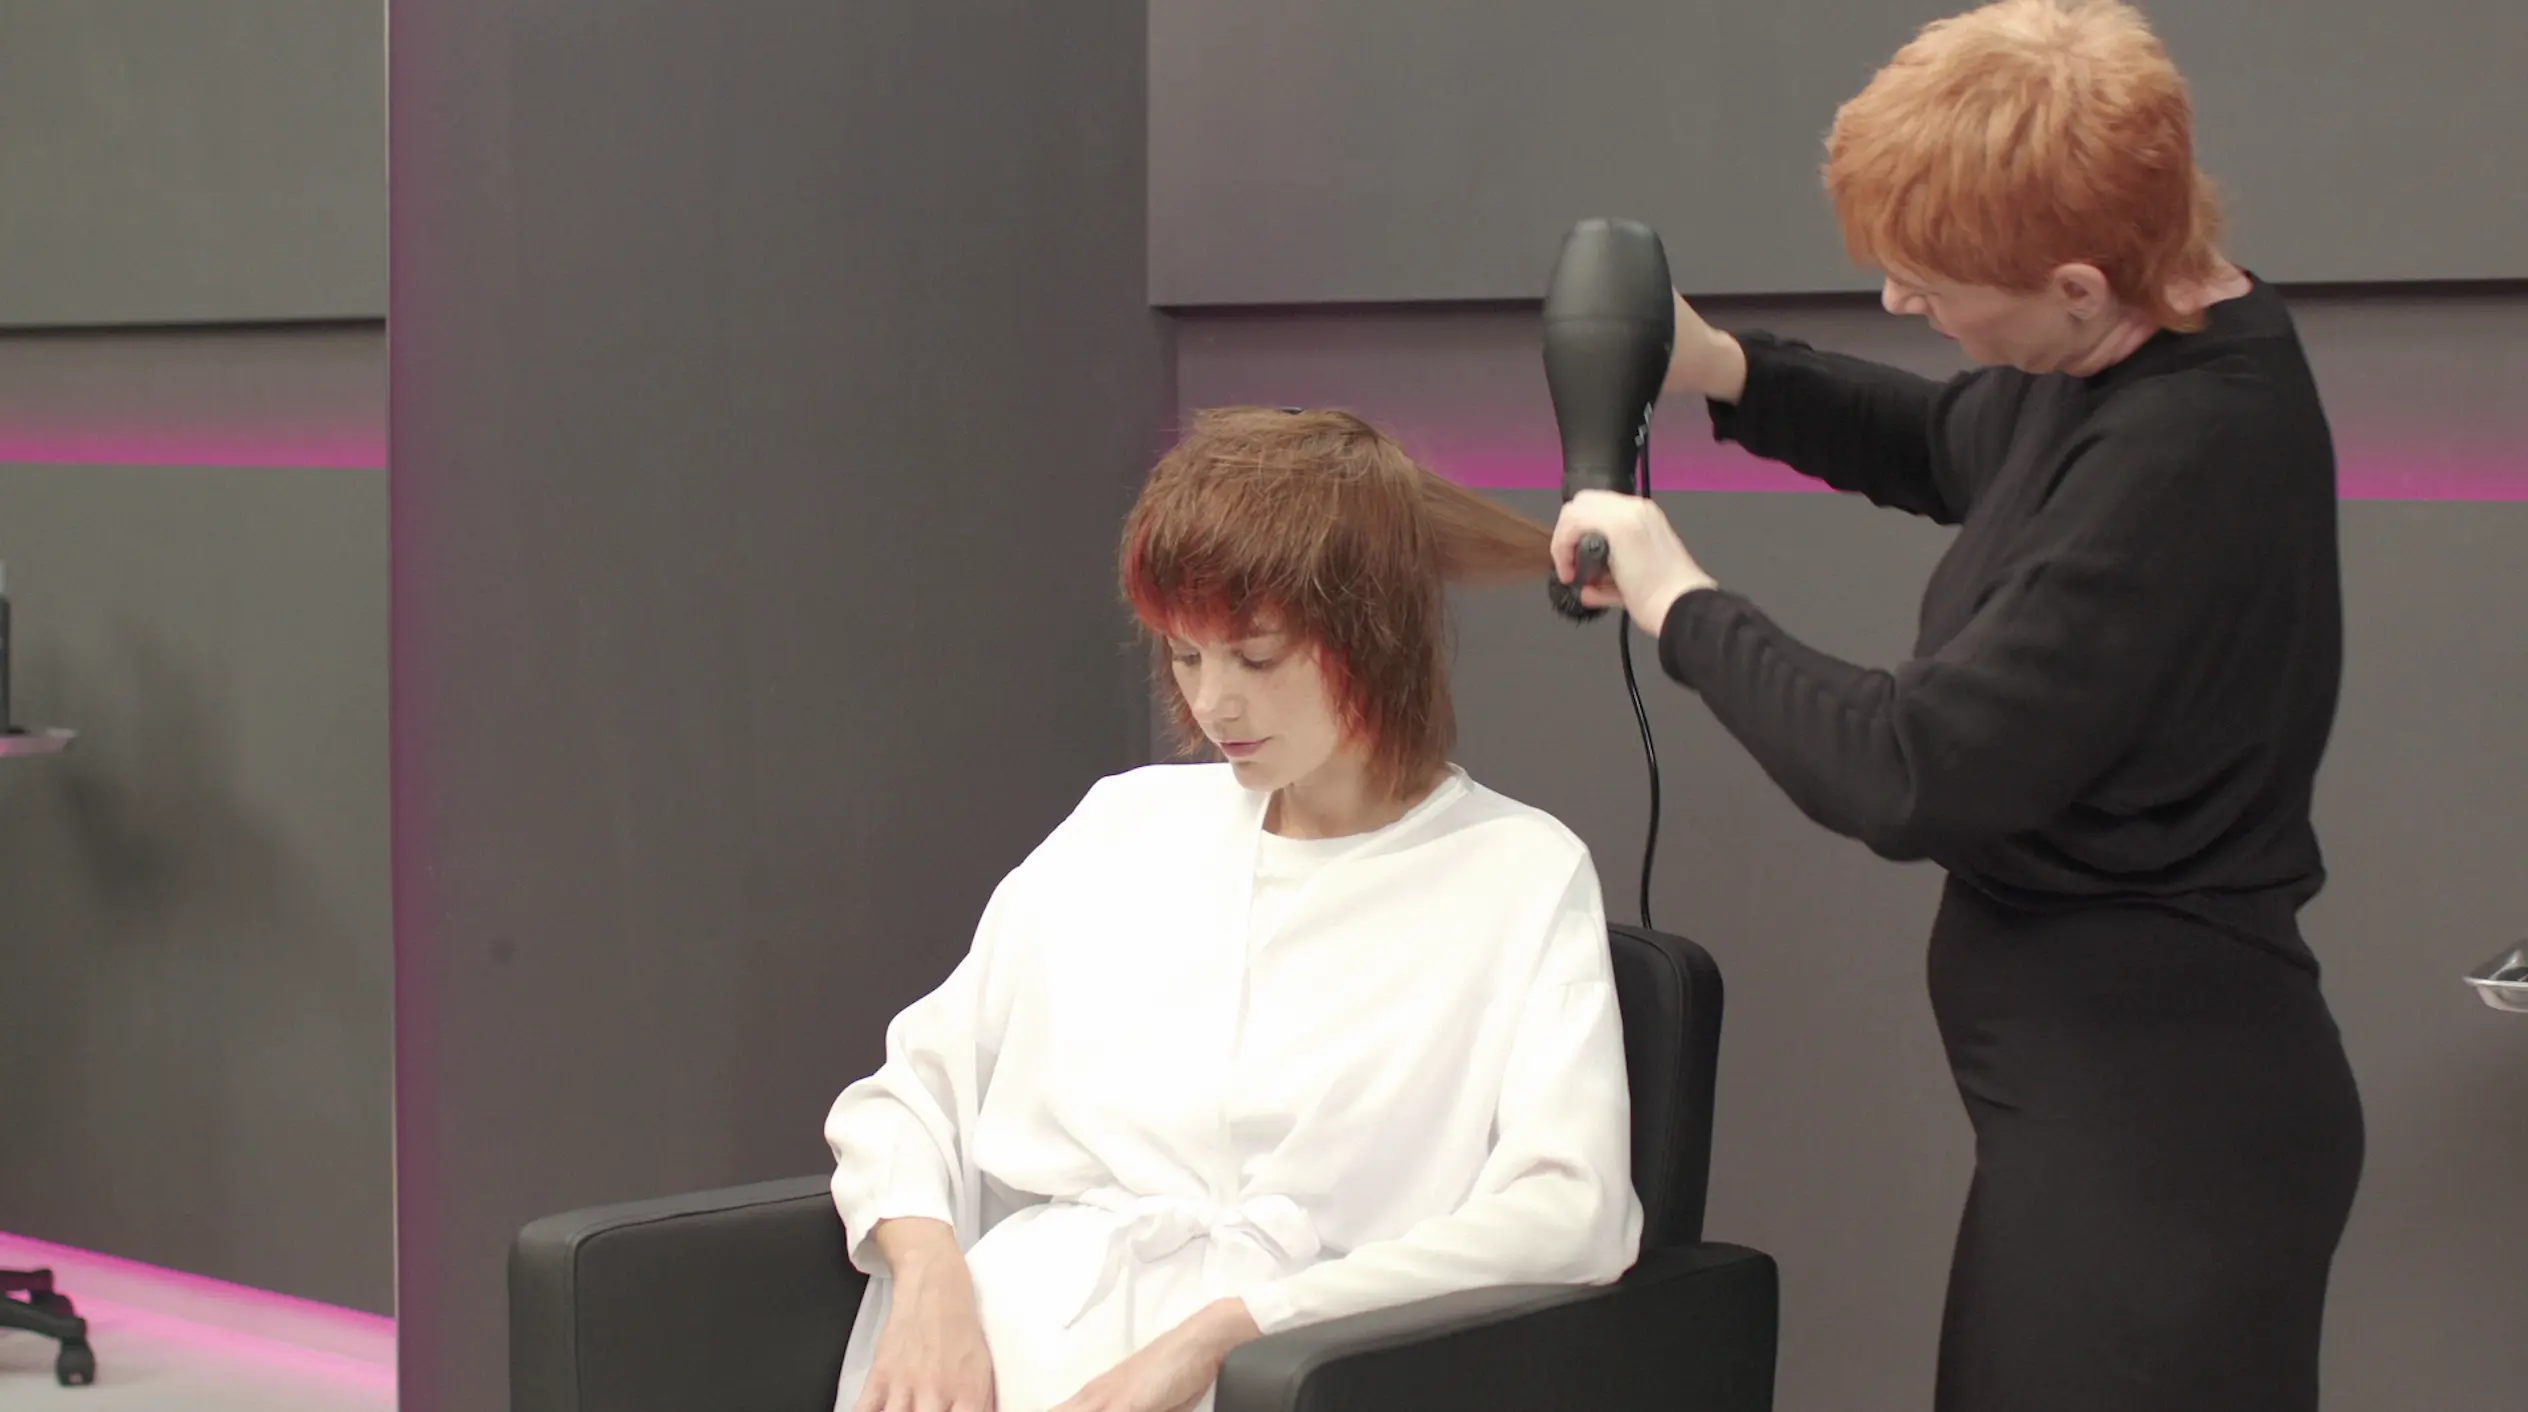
[1120,408,1550,800]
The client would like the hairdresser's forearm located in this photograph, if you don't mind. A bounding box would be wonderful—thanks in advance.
[1663,324,1750,405]
[1699,333,1958,520]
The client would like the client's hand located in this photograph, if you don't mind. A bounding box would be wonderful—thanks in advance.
[1049,1298,1262,1412]
[857,1218,997,1412]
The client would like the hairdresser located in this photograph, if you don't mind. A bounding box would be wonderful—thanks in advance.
[1551,3,2363,1410]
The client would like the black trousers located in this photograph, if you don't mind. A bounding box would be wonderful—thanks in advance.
[1927,879,2365,1412]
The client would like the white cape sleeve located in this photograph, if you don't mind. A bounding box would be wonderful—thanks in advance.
[823,776,1103,1273]
[822,880,1009,1275]
[1239,855,1644,1332]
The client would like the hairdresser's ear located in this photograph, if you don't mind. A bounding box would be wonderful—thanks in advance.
[2050,263,2113,320]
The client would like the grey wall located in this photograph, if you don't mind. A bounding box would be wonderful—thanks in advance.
[0,0,386,327]
[0,329,391,1313]
[1150,0,2528,305]
[389,2,1168,1408]
[1177,288,2528,1411]
[0,0,394,1308]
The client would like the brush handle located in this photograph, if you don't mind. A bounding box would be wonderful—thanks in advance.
[1547,533,1613,622]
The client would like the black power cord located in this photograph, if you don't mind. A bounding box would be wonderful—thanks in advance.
[1613,434,1662,930]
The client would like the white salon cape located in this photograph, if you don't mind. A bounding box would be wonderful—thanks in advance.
[824,762,1642,1412]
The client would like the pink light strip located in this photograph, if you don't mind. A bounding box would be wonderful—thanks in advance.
[0,1230,394,1393]
[1428,446,2528,501]
[8,424,2513,499]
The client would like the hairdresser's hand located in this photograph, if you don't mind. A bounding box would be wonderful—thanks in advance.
[856,1219,997,1412]
[1049,1299,1260,1412]
[1663,289,1751,405]
[1552,490,1718,638]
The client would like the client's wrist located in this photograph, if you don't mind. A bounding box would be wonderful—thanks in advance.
[1198,1297,1264,1353]
[871,1217,965,1285]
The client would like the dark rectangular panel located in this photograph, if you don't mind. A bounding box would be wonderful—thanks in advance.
[1151,0,2528,305]
[389,2,1167,1408]
[0,0,386,326]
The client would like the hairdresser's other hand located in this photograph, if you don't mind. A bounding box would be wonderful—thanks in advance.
[1049,1299,1260,1412]
[1663,289,1751,405]
[1552,490,1718,638]
[856,1219,997,1412]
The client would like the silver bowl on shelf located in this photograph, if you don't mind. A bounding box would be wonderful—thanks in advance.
[2465,943,2528,1014]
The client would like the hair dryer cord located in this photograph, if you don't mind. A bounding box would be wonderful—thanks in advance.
[1615,436,1662,931]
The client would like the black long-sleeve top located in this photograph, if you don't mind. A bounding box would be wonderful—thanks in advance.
[1660,277,2342,972]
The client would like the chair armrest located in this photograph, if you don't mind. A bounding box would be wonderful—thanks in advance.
[1215,1243,1777,1412]
[510,1175,867,1412]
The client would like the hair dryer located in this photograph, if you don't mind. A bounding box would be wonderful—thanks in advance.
[1541,218,1676,621]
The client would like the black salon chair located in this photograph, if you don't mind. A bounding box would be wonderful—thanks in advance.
[2,1266,97,1386]
[510,925,1778,1412]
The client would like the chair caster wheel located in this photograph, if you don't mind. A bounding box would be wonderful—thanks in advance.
[56,1338,97,1386]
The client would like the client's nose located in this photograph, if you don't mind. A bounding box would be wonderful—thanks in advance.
[1189,664,1237,720]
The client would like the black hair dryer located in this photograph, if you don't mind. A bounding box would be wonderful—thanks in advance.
[1542,218,1676,622]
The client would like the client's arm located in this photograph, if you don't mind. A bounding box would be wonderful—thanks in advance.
[827,809,1061,1412]
[854,1218,996,1412]
[825,924,1001,1269]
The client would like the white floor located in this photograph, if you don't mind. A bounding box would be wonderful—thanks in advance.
[0,1234,392,1411]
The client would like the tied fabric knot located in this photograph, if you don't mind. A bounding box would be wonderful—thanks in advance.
[1057,1189,1320,1329]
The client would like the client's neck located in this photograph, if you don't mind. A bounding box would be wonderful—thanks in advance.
[1270,756,1437,840]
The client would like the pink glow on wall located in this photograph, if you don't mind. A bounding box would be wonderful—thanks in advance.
[2330,445,2528,501]
[1418,436,2528,501]
[0,1229,394,1395]
[1431,442,1820,495]
[0,427,385,469]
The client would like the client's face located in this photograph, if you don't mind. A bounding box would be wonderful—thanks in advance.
[1166,625,1350,794]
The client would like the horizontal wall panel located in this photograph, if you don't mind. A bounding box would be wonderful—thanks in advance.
[1151,0,2528,305]
[0,0,385,327]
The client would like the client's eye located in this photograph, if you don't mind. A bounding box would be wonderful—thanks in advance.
[1238,654,1277,672]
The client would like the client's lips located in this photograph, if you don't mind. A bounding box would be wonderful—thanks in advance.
[1218,739,1266,760]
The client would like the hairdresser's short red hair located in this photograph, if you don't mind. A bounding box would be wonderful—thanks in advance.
[1825,0,2223,330]
[1120,408,1549,800]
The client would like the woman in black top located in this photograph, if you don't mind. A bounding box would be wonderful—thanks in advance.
[1552,3,2365,1409]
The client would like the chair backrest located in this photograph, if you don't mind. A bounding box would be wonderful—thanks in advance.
[1607,924,1724,1252]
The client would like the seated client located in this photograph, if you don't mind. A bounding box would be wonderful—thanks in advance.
[825,408,1643,1412]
